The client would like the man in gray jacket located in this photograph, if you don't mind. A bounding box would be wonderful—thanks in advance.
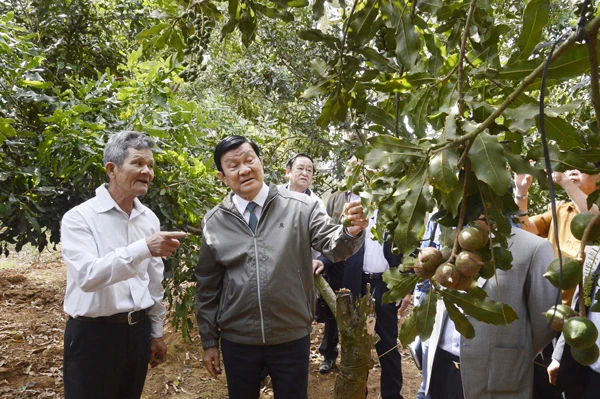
[195,136,367,399]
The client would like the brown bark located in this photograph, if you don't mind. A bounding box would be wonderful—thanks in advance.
[332,288,377,399]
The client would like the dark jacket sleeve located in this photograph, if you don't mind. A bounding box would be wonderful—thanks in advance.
[195,233,225,349]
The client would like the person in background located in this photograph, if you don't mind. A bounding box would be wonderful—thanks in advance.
[515,166,600,304]
[61,131,186,399]
[195,136,368,399]
[424,224,558,399]
[317,189,405,399]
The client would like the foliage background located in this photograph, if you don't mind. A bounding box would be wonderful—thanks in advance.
[2,0,600,340]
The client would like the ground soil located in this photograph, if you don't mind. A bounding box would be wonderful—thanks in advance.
[0,248,421,399]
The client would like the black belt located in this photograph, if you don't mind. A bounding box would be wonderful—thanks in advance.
[73,309,148,325]
[439,349,461,370]
[362,272,384,280]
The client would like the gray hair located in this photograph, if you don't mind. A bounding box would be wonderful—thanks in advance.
[103,131,155,167]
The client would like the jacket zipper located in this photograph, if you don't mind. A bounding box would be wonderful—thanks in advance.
[221,195,277,344]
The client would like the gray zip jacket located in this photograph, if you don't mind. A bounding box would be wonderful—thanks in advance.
[195,184,364,348]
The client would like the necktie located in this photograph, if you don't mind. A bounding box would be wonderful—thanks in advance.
[246,202,258,233]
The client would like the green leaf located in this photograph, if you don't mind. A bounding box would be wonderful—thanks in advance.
[498,44,594,86]
[271,0,309,7]
[469,132,511,196]
[254,4,294,22]
[399,306,418,348]
[312,0,325,20]
[535,116,583,151]
[405,87,431,138]
[416,0,442,13]
[508,0,549,65]
[440,186,463,218]
[443,296,475,339]
[301,78,331,99]
[527,146,595,173]
[135,23,169,41]
[395,13,420,71]
[19,80,52,89]
[394,163,431,253]
[416,289,437,341]
[348,0,379,46]
[441,288,518,325]
[382,268,419,303]
[504,102,538,133]
[72,104,93,114]
[297,29,341,48]
[428,148,459,194]
[423,33,443,76]
[356,48,395,73]
[492,246,513,271]
[0,118,17,137]
[502,148,548,190]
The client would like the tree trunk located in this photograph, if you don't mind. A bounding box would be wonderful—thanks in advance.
[314,276,377,398]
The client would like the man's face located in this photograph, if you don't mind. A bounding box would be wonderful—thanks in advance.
[286,156,314,193]
[106,148,154,200]
[564,169,600,195]
[217,142,264,200]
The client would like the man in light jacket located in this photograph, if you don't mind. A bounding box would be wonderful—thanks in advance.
[195,135,367,399]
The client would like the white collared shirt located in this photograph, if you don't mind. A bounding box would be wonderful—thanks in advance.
[61,185,166,338]
[439,315,462,357]
[232,183,270,224]
[346,193,389,273]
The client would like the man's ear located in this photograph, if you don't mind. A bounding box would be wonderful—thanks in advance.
[217,171,227,185]
[105,162,116,179]
[285,168,292,181]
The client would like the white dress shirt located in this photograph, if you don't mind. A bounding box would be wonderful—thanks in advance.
[61,185,166,338]
[232,183,270,224]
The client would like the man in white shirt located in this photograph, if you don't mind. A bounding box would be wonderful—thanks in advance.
[61,131,186,399]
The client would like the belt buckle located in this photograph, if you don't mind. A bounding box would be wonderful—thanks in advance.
[452,360,460,370]
[127,311,139,325]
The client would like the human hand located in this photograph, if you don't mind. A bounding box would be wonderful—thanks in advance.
[149,337,167,368]
[397,294,412,315]
[344,200,369,236]
[547,359,560,386]
[312,260,325,275]
[203,347,222,378]
[146,231,187,257]
[514,173,533,196]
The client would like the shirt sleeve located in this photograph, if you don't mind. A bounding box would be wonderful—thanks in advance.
[61,209,153,293]
[147,255,166,338]
[531,210,552,239]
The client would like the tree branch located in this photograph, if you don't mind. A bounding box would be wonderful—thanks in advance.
[587,31,600,135]
[432,13,600,152]
[457,0,478,116]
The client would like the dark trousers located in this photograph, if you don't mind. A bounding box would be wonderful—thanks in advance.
[533,343,562,399]
[221,335,310,399]
[564,367,600,398]
[63,316,151,399]
[363,277,404,399]
[429,349,464,399]
[319,266,343,361]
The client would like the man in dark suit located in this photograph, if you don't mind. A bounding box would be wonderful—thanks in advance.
[317,190,404,399]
